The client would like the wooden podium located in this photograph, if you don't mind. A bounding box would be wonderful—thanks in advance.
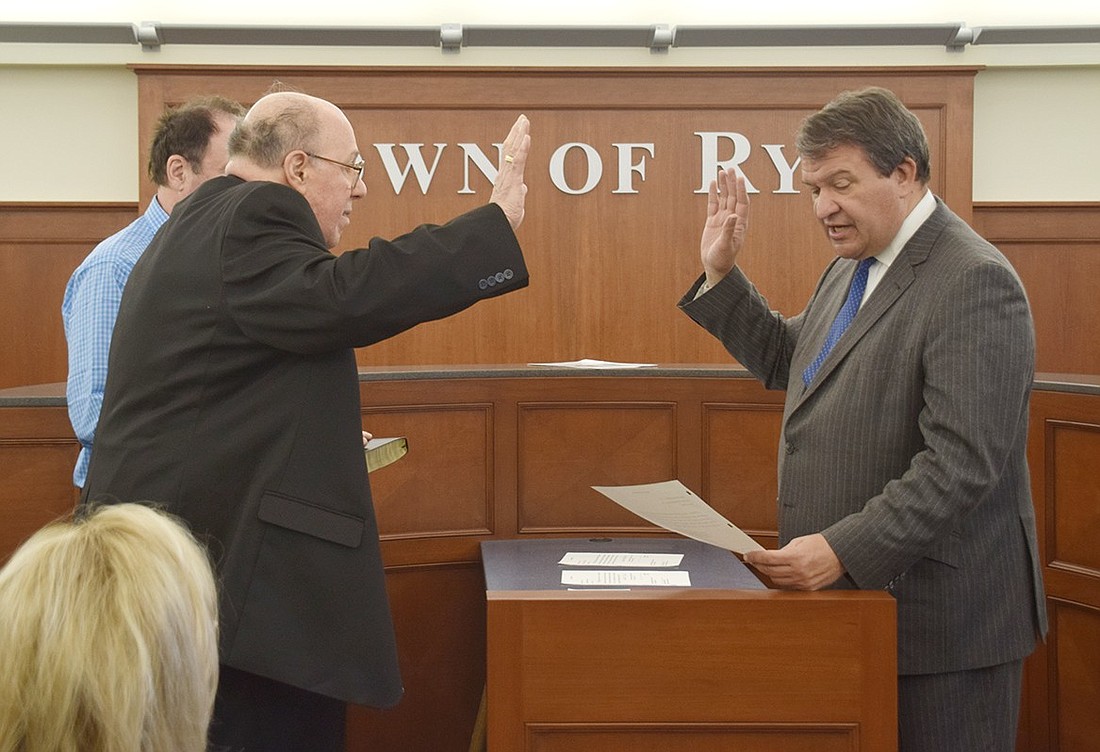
[482,538,897,752]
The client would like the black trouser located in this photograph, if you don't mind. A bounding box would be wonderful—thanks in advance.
[210,664,346,752]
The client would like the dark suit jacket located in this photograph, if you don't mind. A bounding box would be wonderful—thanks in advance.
[680,199,1047,675]
[83,175,528,706]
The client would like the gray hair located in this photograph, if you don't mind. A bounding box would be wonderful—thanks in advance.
[228,96,321,169]
[796,86,931,184]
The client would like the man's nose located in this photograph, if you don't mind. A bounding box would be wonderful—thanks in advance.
[813,193,836,220]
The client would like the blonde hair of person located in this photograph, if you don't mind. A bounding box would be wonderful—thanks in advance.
[0,503,219,752]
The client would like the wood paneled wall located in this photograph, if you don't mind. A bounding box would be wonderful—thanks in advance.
[4,198,1095,390]
[0,203,137,389]
[1,66,1097,389]
[1024,388,1100,751]
[973,204,1100,376]
[132,65,977,369]
[2,374,1098,752]
[0,402,81,558]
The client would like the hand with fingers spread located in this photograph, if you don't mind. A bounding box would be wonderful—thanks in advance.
[699,168,750,288]
[490,114,531,231]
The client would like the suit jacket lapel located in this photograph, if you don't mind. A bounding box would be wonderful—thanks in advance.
[789,200,949,412]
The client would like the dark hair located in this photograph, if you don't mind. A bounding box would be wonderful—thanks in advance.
[146,95,246,186]
[796,87,931,184]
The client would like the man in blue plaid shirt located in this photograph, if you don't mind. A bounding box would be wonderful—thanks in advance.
[62,95,244,488]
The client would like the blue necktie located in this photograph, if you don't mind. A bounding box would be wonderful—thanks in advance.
[802,257,875,386]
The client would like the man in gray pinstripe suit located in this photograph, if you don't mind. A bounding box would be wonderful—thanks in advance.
[680,87,1047,750]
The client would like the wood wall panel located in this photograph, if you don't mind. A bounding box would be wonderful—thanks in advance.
[1047,421,1100,576]
[517,402,677,533]
[1030,391,1100,608]
[1049,601,1100,752]
[363,404,494,539]
[973,203,1100,375]
[1011,240,1100,374]
[0,203,137,389]
[0,441,79,560]
[347,562,487,752]
[1024,388,1100,752]
[0,404,80,562]
[703,403,783,544]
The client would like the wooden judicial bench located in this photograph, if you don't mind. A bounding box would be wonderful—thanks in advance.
[1,366,1099,752]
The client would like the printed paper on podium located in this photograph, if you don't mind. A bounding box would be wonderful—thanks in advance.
[591,479,764,555]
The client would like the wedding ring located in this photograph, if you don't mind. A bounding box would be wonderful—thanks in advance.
[504,154,515,163]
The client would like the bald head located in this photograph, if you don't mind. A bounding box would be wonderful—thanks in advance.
[225,91,366,248]
[226,92,330,176]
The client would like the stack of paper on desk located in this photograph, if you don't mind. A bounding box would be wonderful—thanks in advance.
[591,479,764,555]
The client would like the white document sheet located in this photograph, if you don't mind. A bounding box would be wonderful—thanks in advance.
[561,570,692,587]
[591,480,764,555]
[558,552,684,568]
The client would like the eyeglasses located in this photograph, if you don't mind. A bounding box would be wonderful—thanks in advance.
[306,152,365,185]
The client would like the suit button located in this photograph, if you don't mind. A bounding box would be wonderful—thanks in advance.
[486,276,497,287]
[478,279,488,290]
[503,268,514,280]
[495,272,505,283]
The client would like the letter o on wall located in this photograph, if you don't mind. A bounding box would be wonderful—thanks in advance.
[549,142,603,195]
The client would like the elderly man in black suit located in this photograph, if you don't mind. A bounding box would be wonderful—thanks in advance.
[83,90,531,751]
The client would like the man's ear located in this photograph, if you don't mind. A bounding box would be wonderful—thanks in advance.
[164,154,191,192]
[284,151,310,187]
[893,157,921,195]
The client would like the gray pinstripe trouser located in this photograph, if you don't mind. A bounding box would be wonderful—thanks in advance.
[898,659,1024,752]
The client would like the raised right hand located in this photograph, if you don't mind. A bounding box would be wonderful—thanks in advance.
[489,114,531,231]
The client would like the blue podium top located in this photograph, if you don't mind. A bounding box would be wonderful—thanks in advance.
[481,537,766,591]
